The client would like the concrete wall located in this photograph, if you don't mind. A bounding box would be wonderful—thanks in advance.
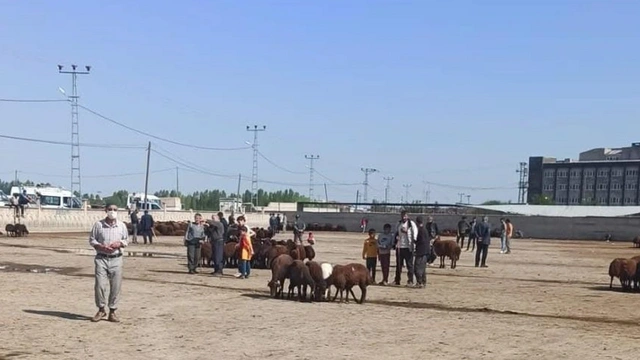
[1,208,270,233]
[4,206,640,241]
[284,211,640,241]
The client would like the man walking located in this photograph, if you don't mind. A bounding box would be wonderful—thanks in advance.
[466,217,478,252]
[413,216,430,288]
[475,216,491,268]
[129,209,139,244]
[393,210,417,286]
[293,214,306,245]
[456,216,470,248]
[206,213,226,275]
[505,218,513,254]
[89,203,129,323]
[140,210,155,245]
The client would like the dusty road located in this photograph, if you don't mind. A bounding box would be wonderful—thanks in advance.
[1,231,639,360]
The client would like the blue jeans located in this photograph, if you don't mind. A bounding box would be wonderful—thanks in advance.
[239,259,251,277]
[500,234,507,252]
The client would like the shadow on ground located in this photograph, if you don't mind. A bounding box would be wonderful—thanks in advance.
[23,309,92,321]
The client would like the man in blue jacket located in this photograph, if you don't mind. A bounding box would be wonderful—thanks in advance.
[475,216,491,268]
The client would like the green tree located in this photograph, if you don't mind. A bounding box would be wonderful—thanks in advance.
[482,200,505,205]
[530,195,554,205]
[105,190,129,208]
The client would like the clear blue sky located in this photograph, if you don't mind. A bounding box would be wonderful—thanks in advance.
[1,0,639,204]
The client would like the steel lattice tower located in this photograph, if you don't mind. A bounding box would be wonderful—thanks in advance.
[305,155,320,200]
[360,168,378,203]
[246,125,266,206]
[383,176,393,203]
[58,64,91,197]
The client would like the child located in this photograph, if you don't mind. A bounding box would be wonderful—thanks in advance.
[307,232,316,245]
[362,228,378,283]
[236,226,254,279]
[377,224,394,285]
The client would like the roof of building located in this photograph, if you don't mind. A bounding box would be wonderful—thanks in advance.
[466,204,640,217]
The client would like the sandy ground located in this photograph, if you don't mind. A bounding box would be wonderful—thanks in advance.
[1,231,640,360]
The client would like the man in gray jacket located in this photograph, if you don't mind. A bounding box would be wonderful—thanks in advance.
[475,216,491,268]
[206,214,226,276]
[393,211,418,286]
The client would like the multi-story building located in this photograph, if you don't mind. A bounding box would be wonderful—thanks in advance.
[528,143,640,205]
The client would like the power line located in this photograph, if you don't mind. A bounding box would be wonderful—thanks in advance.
[257,150,305,175]
[15,167,175,179]
[0,133,144,149]
[0,98,68,103]
[423,180,519,191]
[76,103,252,151]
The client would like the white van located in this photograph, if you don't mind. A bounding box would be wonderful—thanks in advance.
[127,192,163,210]
[10,186,82,209]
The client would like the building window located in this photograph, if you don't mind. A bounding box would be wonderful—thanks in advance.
[584,170,595,177]
[625,169,638,177]
[570,170,580,178]
[626,183,638,190]
[557,184,567,191]
[611,197,620,204]
[557,170,568,178]
[569,184,580,190]
[543,184,554,191]
[611,183,622,190]
[570,197,579,204]
[557,197,567,203]
[544,170,555,178]
[606,156,619,161]
[583,197,593,204]
[625,197,634,204]
[611,169,623,177]
[598,197,607,204]
[597,183,608,190]
[598,169,609,177]
[585,183,595,191]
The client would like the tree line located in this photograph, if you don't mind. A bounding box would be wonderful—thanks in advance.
[0,178,309,210]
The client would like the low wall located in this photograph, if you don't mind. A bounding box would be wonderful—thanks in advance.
[0,208,270,233]
[283,212,640,241]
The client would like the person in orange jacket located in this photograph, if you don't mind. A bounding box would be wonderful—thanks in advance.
[235,220,254,279]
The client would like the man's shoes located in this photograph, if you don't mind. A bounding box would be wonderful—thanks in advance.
[108,311,120,323]
[481,264,488,268]
[91,309,107,322]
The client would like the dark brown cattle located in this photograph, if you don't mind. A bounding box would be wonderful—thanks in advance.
[5,224,15,237]
[224,241,238,268]
[287,260,315,301]
[432,237,461,269]
[305,261,326,301]
[268,254,294,298]
[620,258,637,291]
[326,263,372,304]
[304,245,316,261]
[609,258,624,289]
[267,245,289,267]
[200,241,212,267]
[290,245,306,261]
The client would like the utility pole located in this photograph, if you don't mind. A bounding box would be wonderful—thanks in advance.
[246,125,266,207]
[14,170,18,185]
[458,192,465,204]
[403,184,411,203]
[324,183,329,202]
[466,194,471,204]
[58,64,91,197]
[175,167,179,195]
[360,168,378,203]
[305,155,320,200]
[422,181,431,203]
[144,142,151,205]
[383,176,394,203]
[516,162,529,203]
[236,174,242,213]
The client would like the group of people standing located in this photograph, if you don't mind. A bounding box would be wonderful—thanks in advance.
[455,215,513,267]
[362,211,440,288]
[127,208,155,245]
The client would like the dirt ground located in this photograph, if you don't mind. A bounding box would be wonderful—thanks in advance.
[1,231,640,360]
